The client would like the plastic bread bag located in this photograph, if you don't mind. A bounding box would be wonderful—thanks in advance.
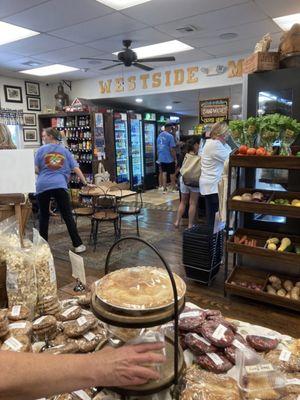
[0,216,20,263]
[236,346,287,399]
[32,228,57,302]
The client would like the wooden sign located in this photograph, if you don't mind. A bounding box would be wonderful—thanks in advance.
[228,59,244,78]
[199,98,230,124]
[243,52,279,74]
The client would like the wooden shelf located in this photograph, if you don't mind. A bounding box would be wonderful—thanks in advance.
[225,265,300,312]
[228,188,300,218]
[227,228,300,266]
[230,151,300,170]
[39,111,91,118]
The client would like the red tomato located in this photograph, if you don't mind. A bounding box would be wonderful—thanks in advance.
[256,147,266,156]
[238,145,248,155]
[247,148,256,155]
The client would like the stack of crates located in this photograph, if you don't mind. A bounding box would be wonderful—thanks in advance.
[182,225,224,285]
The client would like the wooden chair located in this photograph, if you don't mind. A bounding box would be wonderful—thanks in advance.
[90,187,120,251]
[71,189,93,226]
[118,186,143,236]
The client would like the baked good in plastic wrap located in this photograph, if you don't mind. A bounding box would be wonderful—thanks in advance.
[96,266,185,311]
[32,228,57,302]
[205,315,238,333]
[8,320,32,337]
[0,217,20,264]
[200,320,235,348]
[236,346,286,399]
[1,335,32,352]
[50,390,94,400]
[264,349,300,373]
[7,304,30,321]
[224,333,250,364]
[179,308,206,332]
[196,352,233,373]
[43,342,79,354]
[246,334,279,352]
[63,315,97,338]
[184,332,217,355]
[56,306,82,322]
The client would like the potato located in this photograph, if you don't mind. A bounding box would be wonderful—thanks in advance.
[277,289,286,297]
[283,280,293,292]
[295,282,300,288]
[266,285,276,295]
[290,287,300,300]
[269,275,282,290]
[286,293,291,299]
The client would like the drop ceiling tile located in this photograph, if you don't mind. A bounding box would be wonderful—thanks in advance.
[0,0,47,18]
[121,0,248,26]
[34,45,106,63]
[3,0,113,32]
[0,51,23,63]
[254,0,300,18]
[0,34,73,56]
[0,57,46,70]
[88,28,174,53]
[51,13,147,44]
[156,2,268,37]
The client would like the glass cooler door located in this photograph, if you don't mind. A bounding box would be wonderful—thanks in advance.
[130,114,144,187]
[114,113,130,183]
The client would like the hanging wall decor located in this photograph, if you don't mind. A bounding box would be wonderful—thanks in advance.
[27,96,41,111]
[23,113,36,126]
[25,81,40,96]
[4,85,23,103]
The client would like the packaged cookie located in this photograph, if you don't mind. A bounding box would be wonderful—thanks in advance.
[265,349,300,373]
[43,342,79,354]
[75,330,106,353]
[1,335,32,352]
[38,295,61,316]
[7,305,30,321]
[8,320,32,337]
[33,315,57,331]
[63,315,97,338]
[56,306,82,322]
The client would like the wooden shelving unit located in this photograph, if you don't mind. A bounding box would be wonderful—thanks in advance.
[224,153,300,312]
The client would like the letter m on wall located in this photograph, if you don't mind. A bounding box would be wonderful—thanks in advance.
[99,79,112,94]
[227,59,244,78]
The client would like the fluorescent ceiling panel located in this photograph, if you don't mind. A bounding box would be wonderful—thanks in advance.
[114,40,193,58]
[273,13,300,30]
[96,0,151,10]
[20,64,79,76]
[0,21,39,46]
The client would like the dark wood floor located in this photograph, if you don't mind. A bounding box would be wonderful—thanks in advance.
[53,207,300,338]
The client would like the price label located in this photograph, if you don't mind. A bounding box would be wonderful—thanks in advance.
[69,251,86,285]
[62,306,78,317]
[245,363,274,374]
[4,337,22,351]
[232,339,247,350]
[11,305,21,317]
[207,353,223,366]
[73,390,91,400]
[83,332,96,342]
[287,378,300,386]
[191,333,211,346]
[212,324,227,340]
[179,310,201,319]
[279,349,291,362]
[9,322,27,329]
[33,316,47,325]
[49,257,56,283]
[77,316,87,327]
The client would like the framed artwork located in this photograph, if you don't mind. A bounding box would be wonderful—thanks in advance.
[23,113,36,126]
[4,85,23,103]
[27,96,41,111]
[25,81,40,96]
[23,128,38,142]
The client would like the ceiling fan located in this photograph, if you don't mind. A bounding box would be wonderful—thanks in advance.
[81,39,175,71]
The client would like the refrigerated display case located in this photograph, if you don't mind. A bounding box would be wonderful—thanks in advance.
[114,112,130,184]
[143,113,157,189]
[128,113,144,188]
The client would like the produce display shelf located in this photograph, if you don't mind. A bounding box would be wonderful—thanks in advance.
[228,188,300,218]
[226,228,300,266]
[225,265,300,312]
[230,152,300,170]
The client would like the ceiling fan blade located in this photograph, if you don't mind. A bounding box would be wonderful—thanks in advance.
[133,62,153,71]
[80,57,120,62]
[99,63,123,71]
[137,56,176,62]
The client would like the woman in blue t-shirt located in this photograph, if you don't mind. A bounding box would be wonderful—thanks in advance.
[35,128,89,253]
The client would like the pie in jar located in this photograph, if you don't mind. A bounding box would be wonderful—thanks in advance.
[96,266,186,311]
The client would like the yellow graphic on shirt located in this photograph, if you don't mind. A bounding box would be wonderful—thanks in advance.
[44,152,65,170]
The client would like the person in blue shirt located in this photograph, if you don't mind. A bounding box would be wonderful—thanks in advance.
[35,127,89,253]
[156,123,177,193]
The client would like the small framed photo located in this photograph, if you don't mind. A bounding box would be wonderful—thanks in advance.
[25,81,40,96]
[27,96,41,111]
[23,128,38,142]
[23,113,36,126]
[4,85,23,103]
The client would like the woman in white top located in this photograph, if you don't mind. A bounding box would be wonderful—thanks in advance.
[200,122,232,230]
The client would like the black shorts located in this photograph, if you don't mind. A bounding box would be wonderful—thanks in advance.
[160,161,175,174]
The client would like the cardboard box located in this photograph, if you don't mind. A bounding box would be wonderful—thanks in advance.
[243,52,279,74]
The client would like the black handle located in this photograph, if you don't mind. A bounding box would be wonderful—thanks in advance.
[105,236,180,385]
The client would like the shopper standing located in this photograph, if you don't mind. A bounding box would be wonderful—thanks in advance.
[200,122,232,230]
[35,128,89,253]
[156,122,177,193]
[174,137,200,228]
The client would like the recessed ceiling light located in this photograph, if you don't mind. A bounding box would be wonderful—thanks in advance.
[273,13,300,31]
[0,21,39,46]
[135,98,143,103]
[113,40,193,58]
[219,32,238,40]
[96,0,151,10]
[166,105,173,110]
[22,61,42,67]
[232,104,240,109]
[20,64,79,76]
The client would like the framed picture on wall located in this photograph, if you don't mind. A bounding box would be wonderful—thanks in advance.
[25,81,40,96]
[23,113,36,126]
[4,85,23,103]
[23,128,38,142]
[27,96,41,111]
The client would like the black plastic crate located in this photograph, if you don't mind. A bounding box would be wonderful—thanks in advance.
[184,263,221,285]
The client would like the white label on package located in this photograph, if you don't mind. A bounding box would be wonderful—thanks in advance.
[81,309,92,316]
[73,390,91,400]
[212,324,227,340]
[287,379,300,386]
[77,316,87,326]
[207,353,223,366]
[83,332,96,341]
[11,305,21,317]
[9,322,26,329]
[259,334,277,340]
[69,250,86,285]
[191,333,211,346]
[4,337,22,351]
[279,349,291,362]
[179,311,200,319]
[33,316,47,325]
[245,363,274,374]
[49,257,56,283]
[62,306,78,317]
[232,339,246,350]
